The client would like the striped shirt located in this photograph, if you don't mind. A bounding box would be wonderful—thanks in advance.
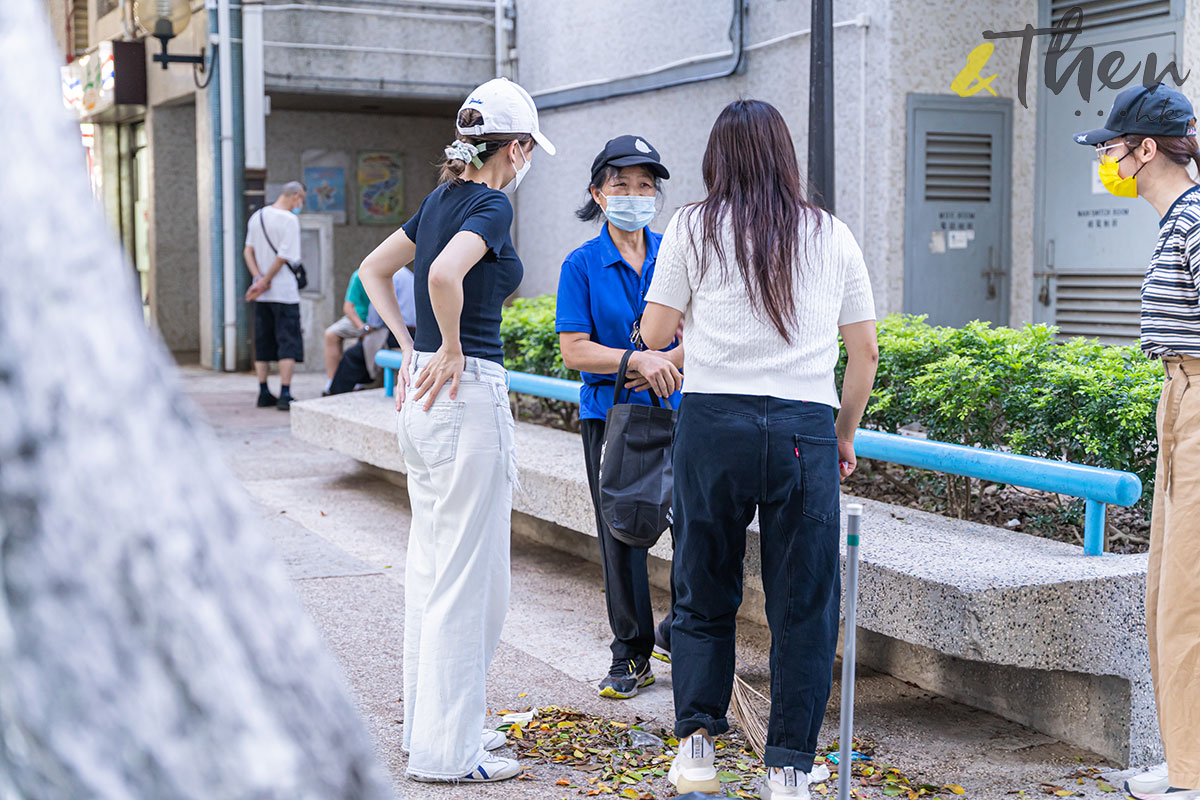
[1142,185,1200,358]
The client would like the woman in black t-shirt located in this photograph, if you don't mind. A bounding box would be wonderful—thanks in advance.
[359,78,555,785]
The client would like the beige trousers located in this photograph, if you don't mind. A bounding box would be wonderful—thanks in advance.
[1148,355,1200,787]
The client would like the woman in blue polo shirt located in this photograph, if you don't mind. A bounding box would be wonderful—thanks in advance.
[556,135,682,700]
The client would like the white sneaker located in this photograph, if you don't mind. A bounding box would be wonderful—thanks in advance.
[461,753,521,782]
[1125,763,1170,796]
[667,733,720,794]
[1127,789,1200,800]
[760,766,811,799]
[481,729,507,751]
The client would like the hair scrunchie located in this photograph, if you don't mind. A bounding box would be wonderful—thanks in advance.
[444,140,485,169]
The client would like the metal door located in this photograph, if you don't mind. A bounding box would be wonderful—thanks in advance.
[904,95,1012,327]
[1034,0,1182,343]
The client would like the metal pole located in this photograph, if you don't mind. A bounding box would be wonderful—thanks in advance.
[231,2,250,369]
[217,0,237,371]
[241,0,267,370]
[1083,498,1106,556]
[493,0,504,77]
[208,3,224,371]
[807,0,835,212]
[838,502,862,800]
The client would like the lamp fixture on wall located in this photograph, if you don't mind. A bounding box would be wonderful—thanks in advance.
[133,0,206,70]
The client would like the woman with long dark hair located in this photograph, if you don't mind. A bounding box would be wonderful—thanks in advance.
[1074,82,1200,800]
[637,99,878,798]
[359,77,554,785]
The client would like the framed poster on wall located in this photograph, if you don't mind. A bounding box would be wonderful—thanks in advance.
[301,149,350,224]
[357,152,404,225]
[303,165,347,222]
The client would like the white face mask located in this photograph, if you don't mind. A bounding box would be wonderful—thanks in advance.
[503,146,531,195]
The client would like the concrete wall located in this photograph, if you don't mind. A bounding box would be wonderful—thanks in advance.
[1185,3,1200,132]
[512,0,1040,327]
[263,109,449,306]
[42,0,70,60]
[262,5,493,100]
[513,0,872,300]
[146,100,199,355]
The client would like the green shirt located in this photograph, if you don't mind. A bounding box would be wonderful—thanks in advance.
[344,269,369,321]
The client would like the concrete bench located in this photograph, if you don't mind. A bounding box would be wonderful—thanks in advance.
[291,389,1158,768]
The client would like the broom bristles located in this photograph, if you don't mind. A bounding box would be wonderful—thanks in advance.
[729,673,770,759]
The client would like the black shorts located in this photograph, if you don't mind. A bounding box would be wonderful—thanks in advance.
[253,301,304,363]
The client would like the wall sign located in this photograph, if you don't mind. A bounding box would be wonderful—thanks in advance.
[303,165,347,222]
[357,152,405,225]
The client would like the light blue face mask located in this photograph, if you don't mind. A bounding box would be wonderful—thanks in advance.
[601,193,656,232]
[292,205,302,215]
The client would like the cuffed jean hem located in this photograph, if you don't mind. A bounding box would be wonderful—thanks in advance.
[405,748,485,782]
[764,744,816,773]
[675,714,730,739]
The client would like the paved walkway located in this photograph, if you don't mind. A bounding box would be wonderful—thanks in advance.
[181,367,1133,800]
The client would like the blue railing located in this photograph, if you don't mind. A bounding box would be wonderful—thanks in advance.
[376,352,1142,556]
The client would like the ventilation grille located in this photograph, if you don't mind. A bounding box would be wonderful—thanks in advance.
[1054,270,1142,344]
[924,132,992,203]
[1050,0,1170,32]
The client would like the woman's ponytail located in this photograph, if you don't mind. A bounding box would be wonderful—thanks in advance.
[437,107,533,185]
[1187,117,1200,177]
[1128,117,1200,176]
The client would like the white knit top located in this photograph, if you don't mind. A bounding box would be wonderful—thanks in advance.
[645,207,875,408]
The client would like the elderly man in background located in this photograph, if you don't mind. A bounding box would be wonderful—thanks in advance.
[244,181,306,410]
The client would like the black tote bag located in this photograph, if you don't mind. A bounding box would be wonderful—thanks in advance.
[598,350,676,549]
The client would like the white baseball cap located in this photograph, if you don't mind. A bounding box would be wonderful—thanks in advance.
[457,78,556,156]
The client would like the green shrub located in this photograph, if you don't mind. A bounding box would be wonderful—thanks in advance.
[500,295,579,381]
[836,315,1160,511]
[501,295,580,429]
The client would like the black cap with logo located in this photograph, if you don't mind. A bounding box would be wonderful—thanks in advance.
[590,135,671,182]
[1073,82,1196,146]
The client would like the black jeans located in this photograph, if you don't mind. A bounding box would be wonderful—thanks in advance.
[581,419,673,662]
[670,394,841,772]
[328,331,399,395]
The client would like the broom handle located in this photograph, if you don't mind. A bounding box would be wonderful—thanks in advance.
[838,503,862,800]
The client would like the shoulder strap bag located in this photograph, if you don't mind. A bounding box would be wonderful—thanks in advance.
[258,209,308,291]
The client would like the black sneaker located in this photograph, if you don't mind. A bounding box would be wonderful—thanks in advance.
[599,656,654,699]
[257,390,278,408]
[652,625,671,664]
[276,394,293,411]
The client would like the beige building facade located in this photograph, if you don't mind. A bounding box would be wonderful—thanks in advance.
[41,0,1200,367]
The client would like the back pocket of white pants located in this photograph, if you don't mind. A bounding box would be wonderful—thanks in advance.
[405,400,466,468]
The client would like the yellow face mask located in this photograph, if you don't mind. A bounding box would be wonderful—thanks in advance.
[1097,146,1144,198]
